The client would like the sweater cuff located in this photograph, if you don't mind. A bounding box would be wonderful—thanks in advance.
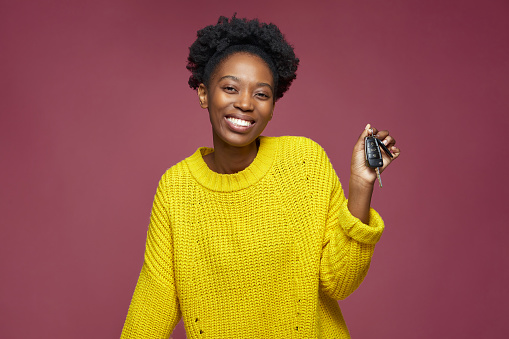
[338,200,385,245]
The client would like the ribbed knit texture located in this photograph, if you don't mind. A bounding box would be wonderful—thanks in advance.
[121,136,384,339]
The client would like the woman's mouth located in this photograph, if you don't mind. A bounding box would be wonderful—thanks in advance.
[226,117,253,127]
[225,116,255,132]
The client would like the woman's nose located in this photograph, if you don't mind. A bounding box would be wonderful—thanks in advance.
[234,92,254,111]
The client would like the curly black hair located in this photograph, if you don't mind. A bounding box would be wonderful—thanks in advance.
[187,15,299,101]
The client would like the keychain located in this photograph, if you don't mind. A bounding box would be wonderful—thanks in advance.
[364,129,393,187]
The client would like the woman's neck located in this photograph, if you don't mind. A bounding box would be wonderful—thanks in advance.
[203,136,259,174]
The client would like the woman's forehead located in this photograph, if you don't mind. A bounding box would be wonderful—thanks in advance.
[212,52,274,86]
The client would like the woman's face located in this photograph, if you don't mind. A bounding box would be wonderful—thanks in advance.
[198,52,275,149]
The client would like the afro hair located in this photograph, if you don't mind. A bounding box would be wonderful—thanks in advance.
[186,15,299,101]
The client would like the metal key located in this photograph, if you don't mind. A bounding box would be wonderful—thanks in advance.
[375,168,383,188]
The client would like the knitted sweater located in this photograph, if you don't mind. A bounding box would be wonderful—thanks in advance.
[121,136,385,339]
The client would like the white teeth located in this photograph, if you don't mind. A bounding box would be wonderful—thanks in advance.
[227,117,252,127]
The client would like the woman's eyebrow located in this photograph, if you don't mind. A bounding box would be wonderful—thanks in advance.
[257,82,274,93]
[218,75,240,82]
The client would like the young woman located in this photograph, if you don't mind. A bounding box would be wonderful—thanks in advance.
[121,15,400,339]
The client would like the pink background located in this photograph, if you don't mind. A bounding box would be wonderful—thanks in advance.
[1,0,508,338]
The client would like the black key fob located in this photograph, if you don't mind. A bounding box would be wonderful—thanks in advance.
[365,136,383,168]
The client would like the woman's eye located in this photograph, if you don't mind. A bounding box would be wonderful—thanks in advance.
[223,86,237,93]
[256,92,270,99]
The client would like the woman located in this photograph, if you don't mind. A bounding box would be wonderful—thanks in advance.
[121,15,400,338]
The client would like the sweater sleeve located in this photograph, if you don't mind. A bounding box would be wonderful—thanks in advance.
[121,171,182,338]
[317,150,385,301]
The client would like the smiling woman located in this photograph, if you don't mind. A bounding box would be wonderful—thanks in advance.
[120,15,400,339]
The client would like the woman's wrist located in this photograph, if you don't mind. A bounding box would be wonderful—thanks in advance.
[349,171,376,189]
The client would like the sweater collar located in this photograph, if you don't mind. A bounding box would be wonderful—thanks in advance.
[185,136,278,192]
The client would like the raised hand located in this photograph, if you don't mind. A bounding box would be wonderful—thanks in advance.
[347,124,401,223]
[350,124,400,186]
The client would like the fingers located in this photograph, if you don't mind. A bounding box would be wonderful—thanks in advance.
[382,136,399,160]
[368,126,397,150]
[357,124,379,148]
[381,135,395,148]
[362,124,400,149]
[390,146,401,159]
[374,130,393,143]
[364,123,400,162]
[354,124,373,150]
[364,123,379,137]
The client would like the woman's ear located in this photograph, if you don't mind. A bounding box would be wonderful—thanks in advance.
[198,84,208,109]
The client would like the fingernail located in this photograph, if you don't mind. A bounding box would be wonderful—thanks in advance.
[365,123,370,130]
[383,139,388,145]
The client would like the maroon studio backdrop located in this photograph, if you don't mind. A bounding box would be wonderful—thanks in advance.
[1,0,508,338]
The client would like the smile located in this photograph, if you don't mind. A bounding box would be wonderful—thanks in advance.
[226,117,254,127]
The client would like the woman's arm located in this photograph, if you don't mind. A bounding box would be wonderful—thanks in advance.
[121,172,181,338]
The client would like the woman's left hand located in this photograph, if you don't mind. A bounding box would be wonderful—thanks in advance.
[350,124,401,186]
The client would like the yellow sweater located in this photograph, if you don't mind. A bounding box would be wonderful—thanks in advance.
[121,136,384,338]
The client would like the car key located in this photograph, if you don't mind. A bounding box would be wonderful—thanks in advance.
[365,135,384,187]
